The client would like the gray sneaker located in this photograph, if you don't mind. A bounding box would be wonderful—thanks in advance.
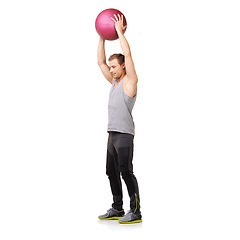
[118,210,142,224]
[98,208,125,220]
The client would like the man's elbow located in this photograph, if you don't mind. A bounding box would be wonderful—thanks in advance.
[97,60,105,66]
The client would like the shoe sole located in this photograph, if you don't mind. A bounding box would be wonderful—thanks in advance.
[98,216,123,220]
[118,219,142,224]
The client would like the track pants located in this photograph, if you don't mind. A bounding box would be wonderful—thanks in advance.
[106,131,140,214]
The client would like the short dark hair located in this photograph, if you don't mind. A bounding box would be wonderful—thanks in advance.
[108,53,125,65]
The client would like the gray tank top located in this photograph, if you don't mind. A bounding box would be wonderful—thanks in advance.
[108,79,137,135]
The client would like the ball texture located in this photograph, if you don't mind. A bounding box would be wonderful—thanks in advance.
[95,8,127,41]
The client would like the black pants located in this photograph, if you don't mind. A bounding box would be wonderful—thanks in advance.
[106,131,140,213]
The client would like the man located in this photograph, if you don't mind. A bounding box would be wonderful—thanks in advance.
[97,14,142,224]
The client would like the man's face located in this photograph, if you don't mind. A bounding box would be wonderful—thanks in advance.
[109,59,125,79]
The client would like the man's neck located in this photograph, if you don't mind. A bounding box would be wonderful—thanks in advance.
[117,73,126,82]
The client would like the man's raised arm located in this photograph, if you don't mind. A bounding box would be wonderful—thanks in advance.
[97,37,113,84]
[112,14,138,85]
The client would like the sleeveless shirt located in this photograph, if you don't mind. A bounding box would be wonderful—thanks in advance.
[108,79,137,135]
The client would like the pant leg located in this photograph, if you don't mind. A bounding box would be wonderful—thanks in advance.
[106,132,123,211]
[114,133,141,214]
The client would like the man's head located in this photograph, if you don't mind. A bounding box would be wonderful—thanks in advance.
[108,53,126,79]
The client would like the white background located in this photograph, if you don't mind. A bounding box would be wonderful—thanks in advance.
[0,0,240,239]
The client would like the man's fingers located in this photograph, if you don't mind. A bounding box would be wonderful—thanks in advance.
[113,14,124,22]
[111,17,116,23]
[114,14,118,21]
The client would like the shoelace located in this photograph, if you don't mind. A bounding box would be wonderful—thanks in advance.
[107,208,113,213]
[125,210,133,216]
